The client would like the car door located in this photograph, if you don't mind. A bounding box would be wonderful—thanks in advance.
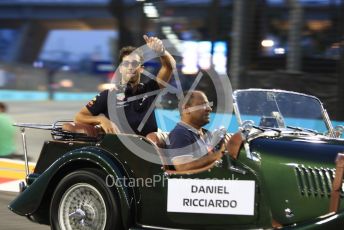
[156,155,266,229]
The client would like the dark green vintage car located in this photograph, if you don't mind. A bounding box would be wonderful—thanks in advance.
[9,89,344,229]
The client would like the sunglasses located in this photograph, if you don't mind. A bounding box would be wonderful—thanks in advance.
[121,60,142,68]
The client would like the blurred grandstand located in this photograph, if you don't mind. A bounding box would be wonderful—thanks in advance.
[0,0,343,119]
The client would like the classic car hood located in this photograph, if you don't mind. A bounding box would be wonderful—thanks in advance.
[251,135,344,164]
[249,135,344,226]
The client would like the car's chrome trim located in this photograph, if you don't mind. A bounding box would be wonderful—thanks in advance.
[323,108,335,137]
[293,165,340,198]
[138,224,191,230]
[19,127,29,177]
[233,88,320,100]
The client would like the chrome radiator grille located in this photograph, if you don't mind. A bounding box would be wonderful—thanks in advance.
[294,165,344,197]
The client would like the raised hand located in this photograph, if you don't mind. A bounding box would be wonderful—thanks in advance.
[143,35,165,55]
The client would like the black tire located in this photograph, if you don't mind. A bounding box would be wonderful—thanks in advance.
[50,169,121,230]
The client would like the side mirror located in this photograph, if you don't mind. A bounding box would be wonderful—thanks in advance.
[241,120,254,131]
[333,125,344,138]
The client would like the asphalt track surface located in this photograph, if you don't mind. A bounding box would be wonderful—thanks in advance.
[0,191,49,229]
[8,101,86,161]
[0,101,87,230]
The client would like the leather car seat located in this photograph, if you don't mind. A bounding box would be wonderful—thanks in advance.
[62,122,103,138]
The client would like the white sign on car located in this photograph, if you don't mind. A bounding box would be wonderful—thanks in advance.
[167,179,255,215]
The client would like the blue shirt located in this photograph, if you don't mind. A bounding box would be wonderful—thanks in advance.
[167,122,213,162]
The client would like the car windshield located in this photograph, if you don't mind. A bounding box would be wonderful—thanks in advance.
[233,89,329,134]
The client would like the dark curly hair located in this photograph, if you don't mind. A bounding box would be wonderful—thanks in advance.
[118,46,143,63]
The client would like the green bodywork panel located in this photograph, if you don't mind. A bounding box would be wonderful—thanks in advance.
[8,133,344,229]
[250,136,344,225]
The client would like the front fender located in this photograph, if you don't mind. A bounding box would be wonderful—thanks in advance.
[8,147,134,226]
[291,211,344,229]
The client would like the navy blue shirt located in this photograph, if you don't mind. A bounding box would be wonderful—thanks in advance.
[167,122,213,162]
[86,79,160,136]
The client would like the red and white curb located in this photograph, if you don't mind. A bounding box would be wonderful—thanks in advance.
[0,159,35,193]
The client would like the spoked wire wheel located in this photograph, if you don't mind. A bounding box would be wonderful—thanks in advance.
[50,170,120,230]
[58,183,107,230]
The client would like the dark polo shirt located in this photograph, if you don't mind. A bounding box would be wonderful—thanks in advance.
[86,80,160,136]
[167,122,213,162]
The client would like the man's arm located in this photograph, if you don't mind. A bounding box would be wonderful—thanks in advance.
[155,50,176,89]
[171,133,231,171]
[74,107,119,134]
[143,35,176,89]
[172,150,223,171]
